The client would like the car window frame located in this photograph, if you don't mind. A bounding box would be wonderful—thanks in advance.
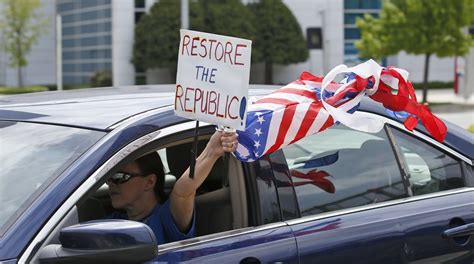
[156,221,288,255]
[383,122,472,166]
[21,126,164,263]
[266,150,301,221]
[386,124,470,195]
[280,122,411,218]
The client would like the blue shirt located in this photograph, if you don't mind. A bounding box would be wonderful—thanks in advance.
[109,200,195,244]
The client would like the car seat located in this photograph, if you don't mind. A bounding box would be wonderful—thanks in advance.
[166,140,232,236]
[77,196,106,222]
[359,139,405,202]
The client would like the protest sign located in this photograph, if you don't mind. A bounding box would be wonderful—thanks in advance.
[175,29,252,131]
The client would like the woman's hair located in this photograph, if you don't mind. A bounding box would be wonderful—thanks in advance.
[135,152,166,202]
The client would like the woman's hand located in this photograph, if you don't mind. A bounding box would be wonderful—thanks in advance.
[207,129,238,158]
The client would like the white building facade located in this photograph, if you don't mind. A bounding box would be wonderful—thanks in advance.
[0,0,469,87]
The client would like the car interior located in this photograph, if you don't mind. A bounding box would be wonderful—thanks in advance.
[76,134,248,240]
[288,136,407,216]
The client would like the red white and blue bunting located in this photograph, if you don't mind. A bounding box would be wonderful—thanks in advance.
[234,59,447,162]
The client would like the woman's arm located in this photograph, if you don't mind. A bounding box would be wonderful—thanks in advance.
[169,130,238,232]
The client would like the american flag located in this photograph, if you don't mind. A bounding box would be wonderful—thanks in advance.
[234,59,447,162]
[234,72,360,162]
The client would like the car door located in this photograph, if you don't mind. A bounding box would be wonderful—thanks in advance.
[151,224,297,263]
[278,120,474,263]
[280,124,409,263]
[387,126,474,263]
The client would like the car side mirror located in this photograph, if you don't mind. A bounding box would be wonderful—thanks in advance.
[38,219,158,264]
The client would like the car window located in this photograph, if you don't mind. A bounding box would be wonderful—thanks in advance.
[390,128,464,195]
[282,124,406,217]
[79,133,240,240]
[0,121,104,235]
[162,138,235,236]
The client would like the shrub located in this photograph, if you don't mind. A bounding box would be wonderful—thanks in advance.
[468,124,474,133]
[0,86,49,94]
[411,81,454,90]
[38,84,92,91]
[64,84,90,90]
[90,70,112,87]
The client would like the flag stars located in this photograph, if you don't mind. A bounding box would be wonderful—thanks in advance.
[239,152,249,158]
[257,116,265,124]
[255,112,263,116]
[254,128,262,137]
[253,140,261,148]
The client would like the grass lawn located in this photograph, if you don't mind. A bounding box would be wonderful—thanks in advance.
[0,86,49,94]
[468,125,474,133]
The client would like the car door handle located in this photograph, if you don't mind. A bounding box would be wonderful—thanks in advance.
[240,256,261,264]
[442,223,474,239]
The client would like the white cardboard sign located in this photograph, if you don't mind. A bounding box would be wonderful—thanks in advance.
[175,29,252,131]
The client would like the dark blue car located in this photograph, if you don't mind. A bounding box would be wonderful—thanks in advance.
[0,86,473,264]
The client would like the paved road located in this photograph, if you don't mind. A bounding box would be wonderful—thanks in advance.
[435,110,474,130]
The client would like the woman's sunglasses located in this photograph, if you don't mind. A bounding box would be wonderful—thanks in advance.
[106,172,146,185]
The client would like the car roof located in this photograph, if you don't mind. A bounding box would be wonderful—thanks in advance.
[0,85,276,130]
[0,85,472,159]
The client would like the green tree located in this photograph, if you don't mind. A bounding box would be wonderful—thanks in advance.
[199,0,258,59]
[90,70,112,87]
[132,0,204,81]
[133,0,258,82]
[356,0,474,103]
[0,0,48,87]
[249,0,308,84]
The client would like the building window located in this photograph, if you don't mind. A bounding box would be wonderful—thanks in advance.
[62,26,77,36]
[79,35,111,47]
[344,0,381,10]
[344,28,360,40]
[135,0,146,8]
[344,12,378,25]
[344,43,358,55]
[135,12,145,24]
[343,0,381,64]
[59,2,75,12]
[80,49,111,60]
[81,0,108,8]
[58,0,113,85]
[62,39,76,48]
[62,14,76,24]
[63,64,76,72]
[63,51,76,60]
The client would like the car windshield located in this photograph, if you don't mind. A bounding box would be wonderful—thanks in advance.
[0,121,104,234]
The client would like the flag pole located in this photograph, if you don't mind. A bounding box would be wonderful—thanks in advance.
[181,0,194,178]
[189,120,199,179]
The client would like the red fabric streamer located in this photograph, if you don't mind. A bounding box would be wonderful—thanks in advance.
[369,67,447,142]
[290,169,336,193]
